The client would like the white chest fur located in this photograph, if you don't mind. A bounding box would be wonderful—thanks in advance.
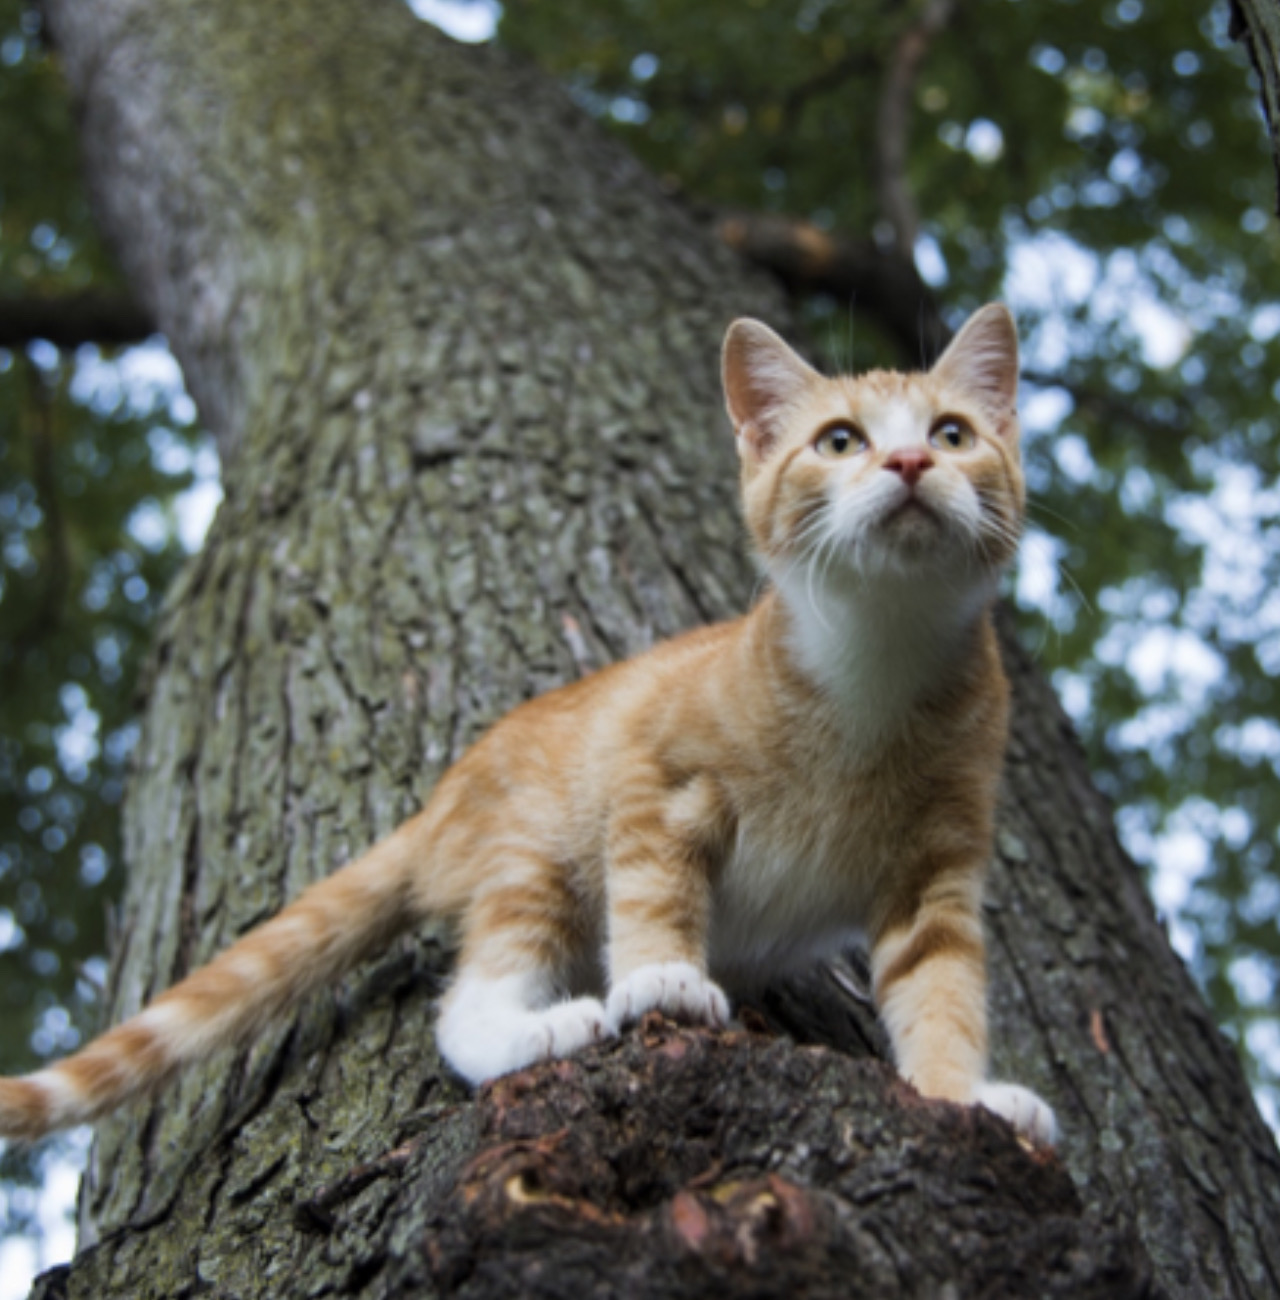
[707,569,996,987]
[709,814,872,987]
[773,564,995,757]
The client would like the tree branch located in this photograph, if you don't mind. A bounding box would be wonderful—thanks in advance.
[1230,0,1280,214]
[0,289,155,351]
[780,48,879,133]
[715,221,1194,450]
[875,0,957,259]
[708,3,964,363]
[713,209,949,363]
[3,361,73,678]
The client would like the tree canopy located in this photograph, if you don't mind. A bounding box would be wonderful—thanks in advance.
[0,0,1277,1274]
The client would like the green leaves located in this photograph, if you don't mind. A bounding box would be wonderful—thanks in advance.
[0,2,210,1116]
[0,346,202,1081]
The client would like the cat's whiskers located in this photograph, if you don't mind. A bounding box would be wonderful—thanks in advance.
[812,516,852,627]
[988,507,1093,620]
[1049,552,1095,618]
[790,508,833,555]
[786,503,842,635]
[974,510,1022,568]
[1025,498,1081,535]
[802,537,837,634]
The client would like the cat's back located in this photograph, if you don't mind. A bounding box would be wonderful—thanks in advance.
[419,615,750,839]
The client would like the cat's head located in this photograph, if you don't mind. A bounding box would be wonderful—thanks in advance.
[721,304,1024,587]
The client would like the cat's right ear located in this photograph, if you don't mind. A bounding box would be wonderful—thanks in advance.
[930,303,1020,438]
[722,319,820,462]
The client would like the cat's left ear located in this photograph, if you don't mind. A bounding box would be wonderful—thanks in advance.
[722,319,821,461]
[930,303,1020,439]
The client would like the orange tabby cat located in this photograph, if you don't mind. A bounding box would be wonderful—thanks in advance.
[0,303,1055,1145]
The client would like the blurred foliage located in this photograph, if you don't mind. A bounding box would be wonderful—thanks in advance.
[497,0,1280,1115]
[0,0,1278,1253]
[0,0,206,1240]
[0,352,196,1065]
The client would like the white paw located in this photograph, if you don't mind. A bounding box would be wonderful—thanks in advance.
[539,997,615,1059]
[437,982,612,1085]
[975,1080,1057,1146]
[606,961,730,1031]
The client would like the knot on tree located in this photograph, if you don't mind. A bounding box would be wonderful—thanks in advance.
[298,1017,1161,1299]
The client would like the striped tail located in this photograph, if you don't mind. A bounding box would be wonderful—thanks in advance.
[0,827,425,1141]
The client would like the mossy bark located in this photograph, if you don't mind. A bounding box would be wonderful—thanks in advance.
[34,1,1280,1296]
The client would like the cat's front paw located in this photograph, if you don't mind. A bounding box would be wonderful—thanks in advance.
[606,962,730,1031]
[538,996,615,1060]
[974,1080,1057,1146]
[437,991,612,1084]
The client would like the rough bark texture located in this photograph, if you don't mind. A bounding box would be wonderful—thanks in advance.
[31,2,1280,1297]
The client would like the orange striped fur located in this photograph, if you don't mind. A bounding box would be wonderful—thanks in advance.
[0,304,1054,1145]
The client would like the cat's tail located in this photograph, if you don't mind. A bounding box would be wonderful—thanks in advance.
[0,824,427,1141]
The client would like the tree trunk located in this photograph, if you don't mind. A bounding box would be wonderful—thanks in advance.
[34,2,1280,1297]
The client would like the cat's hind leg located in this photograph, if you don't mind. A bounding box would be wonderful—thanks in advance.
[435,867,610,1086]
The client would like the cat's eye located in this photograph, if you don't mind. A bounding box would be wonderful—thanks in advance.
[814,422,866,458]
[929,417,976,452]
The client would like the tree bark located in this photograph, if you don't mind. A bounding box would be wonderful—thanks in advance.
[33,2,1280,1297]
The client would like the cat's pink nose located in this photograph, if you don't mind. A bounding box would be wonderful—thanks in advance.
[883,449,934,487]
